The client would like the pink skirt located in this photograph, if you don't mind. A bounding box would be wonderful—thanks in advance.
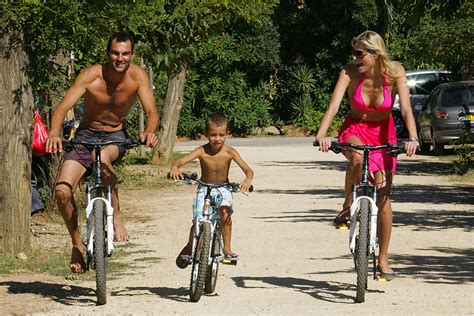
[338,115,397,172]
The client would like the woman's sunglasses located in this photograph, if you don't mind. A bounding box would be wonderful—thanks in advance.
[352,49,368,59]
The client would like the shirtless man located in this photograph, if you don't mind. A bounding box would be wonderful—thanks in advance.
[168,112,254,268]
[46,32,159,273]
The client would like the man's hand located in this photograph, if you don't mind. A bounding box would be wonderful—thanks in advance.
[139,132,158,148]
[45,133,63,154]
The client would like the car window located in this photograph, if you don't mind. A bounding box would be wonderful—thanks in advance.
[442,87,474,107]
[408,73,439,95]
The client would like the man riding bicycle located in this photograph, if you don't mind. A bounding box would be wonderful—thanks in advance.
[46,32,159,273]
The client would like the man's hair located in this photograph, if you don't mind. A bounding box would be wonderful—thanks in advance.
[107,32,134,52]
[205,112,228,132]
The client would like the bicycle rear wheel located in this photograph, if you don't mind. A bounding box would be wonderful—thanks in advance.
[189,222,211,302]
[205,230,221,294]
[93,199,107,305]
[355,199,370,303]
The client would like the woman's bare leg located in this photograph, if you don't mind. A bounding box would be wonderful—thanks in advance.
[374,170,394,274]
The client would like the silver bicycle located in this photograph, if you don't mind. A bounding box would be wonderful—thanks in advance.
[181,172,252,302]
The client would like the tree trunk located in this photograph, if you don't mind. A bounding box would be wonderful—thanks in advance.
[151,66,187,164]
[0,24,33,254]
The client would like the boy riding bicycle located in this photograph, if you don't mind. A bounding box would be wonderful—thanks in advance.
[169,112,254,268]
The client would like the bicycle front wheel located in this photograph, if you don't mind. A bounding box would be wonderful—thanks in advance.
[93,199,107,305]
[205,230,221,294]
[355,198,370,303]
[189,222,211,302]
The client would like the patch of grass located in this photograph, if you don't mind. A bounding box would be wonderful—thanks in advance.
[0,247,70,276]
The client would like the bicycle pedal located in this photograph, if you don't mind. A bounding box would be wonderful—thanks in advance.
[221,259,238,265]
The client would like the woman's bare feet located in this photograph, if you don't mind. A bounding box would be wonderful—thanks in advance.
[70,246,86,273]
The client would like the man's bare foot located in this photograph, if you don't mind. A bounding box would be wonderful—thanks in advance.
[114,217,129,242]
[70,246,86,273]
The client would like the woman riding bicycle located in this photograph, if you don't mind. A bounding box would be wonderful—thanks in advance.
[315,31,418,278]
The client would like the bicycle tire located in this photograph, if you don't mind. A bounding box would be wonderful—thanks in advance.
[93,199,107,305]
[205,230,221,294]
[355,198,370,303]
[189,222,211,302]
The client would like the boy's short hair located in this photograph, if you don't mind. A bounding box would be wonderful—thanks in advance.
[107,32,135,53]
[205,112,228,132]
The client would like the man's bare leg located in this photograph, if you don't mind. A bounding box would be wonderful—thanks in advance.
[101,146,128,242]
[55,160,87,273]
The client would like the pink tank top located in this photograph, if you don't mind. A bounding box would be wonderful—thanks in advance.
[351,75,393,112]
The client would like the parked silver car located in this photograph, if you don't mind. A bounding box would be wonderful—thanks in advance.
[392,70,457,137]
[417,81,474,155]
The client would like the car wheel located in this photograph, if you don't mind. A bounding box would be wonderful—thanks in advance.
[392,112,405,138]
[432,130,445,156]
[417,130,431,152]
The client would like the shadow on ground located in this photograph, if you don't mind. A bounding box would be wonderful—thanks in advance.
[232,275,382,304]
[314,246,473,285]
[257,158,458,177]
[0,281,95,305]
[111,286,189,302]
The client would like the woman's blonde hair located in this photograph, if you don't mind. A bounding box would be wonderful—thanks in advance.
[352,31,401,80]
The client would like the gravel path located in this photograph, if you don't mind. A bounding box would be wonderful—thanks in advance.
[1,136,473,314]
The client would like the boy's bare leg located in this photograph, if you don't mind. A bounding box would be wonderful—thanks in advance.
[55,160,86,273]
[101,146,128,242]
[219,206,236,257]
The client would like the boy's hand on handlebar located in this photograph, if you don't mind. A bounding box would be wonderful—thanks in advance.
[316,136,332,152]
[168,168,183,181]
[239,179,252,192]
[139,132,158,148]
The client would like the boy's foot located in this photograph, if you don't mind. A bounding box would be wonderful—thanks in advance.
[175,255,192,269]
[334,208,350,229]
[377,266,397,282]
[70,246,86,273]
[222,252,239,263]
[114,217,129,242]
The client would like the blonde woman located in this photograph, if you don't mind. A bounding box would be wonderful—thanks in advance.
[316,31,418,279]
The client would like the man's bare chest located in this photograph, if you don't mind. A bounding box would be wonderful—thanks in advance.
[85,81,138,109]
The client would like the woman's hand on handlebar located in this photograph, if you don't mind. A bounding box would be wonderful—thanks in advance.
[316,135,332,152]
[404,139,418,157]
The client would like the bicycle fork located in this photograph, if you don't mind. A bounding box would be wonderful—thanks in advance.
[349,185,379,279]
[85,186,115,257]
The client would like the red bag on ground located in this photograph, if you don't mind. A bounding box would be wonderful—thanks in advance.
[32,110,49,155]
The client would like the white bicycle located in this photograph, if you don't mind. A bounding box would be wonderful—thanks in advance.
[315,141,403,303]
[64,138,140,305]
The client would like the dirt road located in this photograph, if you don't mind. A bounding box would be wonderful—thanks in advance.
[1,137,473,314]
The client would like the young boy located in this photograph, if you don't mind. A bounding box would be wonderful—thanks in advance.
[169,112,254,268]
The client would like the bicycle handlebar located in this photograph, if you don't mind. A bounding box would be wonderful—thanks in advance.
[181,172,254,193]
[63,139,144,149]
[313,140,405,157]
